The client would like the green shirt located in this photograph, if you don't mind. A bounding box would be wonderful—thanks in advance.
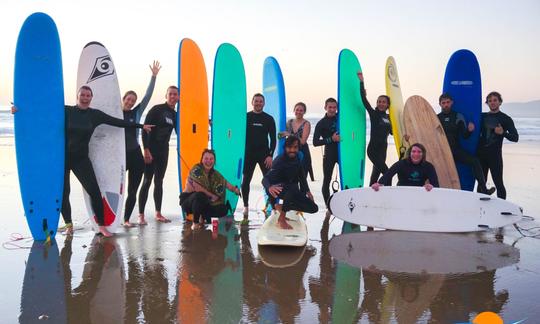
[189,163,226,206]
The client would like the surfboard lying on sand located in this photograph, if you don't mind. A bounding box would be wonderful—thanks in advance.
[329,186,524,232]
[77,42,124,233]
[257,210,307,246]
[329,231,520,274]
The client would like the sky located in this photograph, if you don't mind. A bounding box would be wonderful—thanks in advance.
[0,0,539,116]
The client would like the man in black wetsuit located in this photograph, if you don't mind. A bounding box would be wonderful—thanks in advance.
[263,136,318,229]
[241,93,276,220]
[138,85,178,223]
[477,91,519,199]
[437,93,495,195]
[313,98,339,213]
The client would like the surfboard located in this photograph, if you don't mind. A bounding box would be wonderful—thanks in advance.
[257,210,307,246]
[19,241,67,323]
[77,42,124,233]
[14,12,64,241]
[385,56,408,157]
[330,231,520,274]
[258,245,306,268]
[211,43,246,216]
[178,38,209,200]
[403,95,460,189]
[337,49,366,190]
[329,186,524,232]
[263,56,286,157]
[443,49,482,191]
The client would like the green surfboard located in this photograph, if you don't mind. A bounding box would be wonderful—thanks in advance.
[211,43,247,216]
[338,49,366,189]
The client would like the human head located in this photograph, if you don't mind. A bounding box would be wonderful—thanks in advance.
[407,143,426,164]
[122,90,138,111]
[200,149,216,171]
[294,102,307,119]
[166,86,179,108]
[485,91,503,112]
[77,85,93,108]
[252,93,265,113]
[439,93,454,113]
[324,97,338,117]
[284,135,300,159]
[376,95,391,112]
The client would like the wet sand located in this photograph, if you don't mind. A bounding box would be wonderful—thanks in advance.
[1,138,540,323]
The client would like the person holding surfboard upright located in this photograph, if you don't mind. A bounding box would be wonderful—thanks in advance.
[138,85,178,223]
[180,149,241,230]
[282,102,314,181]
[122,60,161,227]
[263,136,318,230]
[357,72,393,186]
[313,98,339,212]
[241,93,277,220]
[477,92,519,199]
[437,93,495,195]
[371,143,439,191]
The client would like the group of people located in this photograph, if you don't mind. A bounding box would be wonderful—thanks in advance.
[13,63,519,235]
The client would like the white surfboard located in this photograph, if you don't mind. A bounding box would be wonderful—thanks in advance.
[329,231,520,274]
[329,186,524,232]
[257,210,307,246]
[77,42,125,233]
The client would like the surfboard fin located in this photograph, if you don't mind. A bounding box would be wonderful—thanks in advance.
[479,197,491,201]
[477,224,489,229]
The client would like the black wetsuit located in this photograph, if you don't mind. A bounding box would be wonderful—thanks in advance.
[286,119,314,181]
[241,111,276,207]
[360,82,393,185]
[262,154,318,214]
[378,159,439,187]
[477,111,519,199]
[62,106,143,225]
[313,113,338,207]
[438,110,489,192]
[122,77,156,222]
[139,103,176,213]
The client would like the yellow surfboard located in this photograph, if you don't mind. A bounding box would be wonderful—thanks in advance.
[178,38,209,200]
[385,56,408,158]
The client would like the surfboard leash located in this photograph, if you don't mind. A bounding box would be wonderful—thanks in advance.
[2,233,35,250]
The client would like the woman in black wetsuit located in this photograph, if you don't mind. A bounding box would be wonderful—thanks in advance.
[357,72,393,186]
[282,102,314,181]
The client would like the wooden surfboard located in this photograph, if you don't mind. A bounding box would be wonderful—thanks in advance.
[403,95,460,189]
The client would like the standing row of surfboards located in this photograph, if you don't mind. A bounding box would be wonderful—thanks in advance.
[13,12,482,241]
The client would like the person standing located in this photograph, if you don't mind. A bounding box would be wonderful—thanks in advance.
[477,91,518,199]
[283,102,314,180]
[138,85,179,223]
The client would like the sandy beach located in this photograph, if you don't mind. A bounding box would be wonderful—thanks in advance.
[1,137,540,323]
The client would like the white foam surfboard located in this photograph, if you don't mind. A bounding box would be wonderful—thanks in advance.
[329,187,524,232]
[257,210,307,246]
[77,42,125,233]
[329,231,520,274]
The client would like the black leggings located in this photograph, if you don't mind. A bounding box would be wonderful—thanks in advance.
[138,148,169,213]
[322,154,338,208]
[453,148,488,191]
[268,185,318,214]
[241,152,269,207]
[62,156,104,225]
[124,148,145,222]
[367,142,389,186]
[478,152,506,199]
[180,191,228,223]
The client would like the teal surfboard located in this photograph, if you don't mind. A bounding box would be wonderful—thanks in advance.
[14,12,64,241]
[263,56,286,157]
[337,49,366,189]
[211,43,247,215]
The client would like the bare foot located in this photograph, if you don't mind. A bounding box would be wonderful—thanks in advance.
[123,222,135,228]
[243,207,249,217]
[191,223,202,230]
[155,213,171,223]
[138,214,148,225]
[98,226,114,237]
[65,224,74,236]
[277,218,293,230]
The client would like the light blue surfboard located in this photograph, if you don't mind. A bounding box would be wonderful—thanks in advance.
[211,43,247,215]
[443,49,482,191]
[14,12,64,241]
[263,56,286,157]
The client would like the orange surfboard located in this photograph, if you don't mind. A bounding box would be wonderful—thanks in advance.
[403,95,460,189]
[177,38,209,205]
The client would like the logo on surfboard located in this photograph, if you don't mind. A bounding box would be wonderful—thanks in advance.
[88,55,115,83]
[348,198,355,213]
[387,63,397,84]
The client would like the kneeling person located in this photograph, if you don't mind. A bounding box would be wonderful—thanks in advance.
[263,136,318,230]
[180,149,240,230]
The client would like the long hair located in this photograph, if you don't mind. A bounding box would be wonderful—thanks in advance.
[199,149,216,177]
[406,143,427,163]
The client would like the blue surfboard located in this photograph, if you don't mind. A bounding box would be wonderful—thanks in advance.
[263,56,286,157]
[443,49,482,191]
[14,12,64,241]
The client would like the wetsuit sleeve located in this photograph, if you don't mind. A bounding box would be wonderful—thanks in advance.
[313,120,332,147]
[142,106,159,149]
[134,75,157,122]
[299,165,310,193]
[378,160,400,185]
[94,109,143,129]
[268,116,276,156]
[457,113,471,139]
[502,115,519,142]
[360,81,374,113]
[427,162,440,187]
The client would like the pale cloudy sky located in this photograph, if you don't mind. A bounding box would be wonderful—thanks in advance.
[0,0,538,115]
